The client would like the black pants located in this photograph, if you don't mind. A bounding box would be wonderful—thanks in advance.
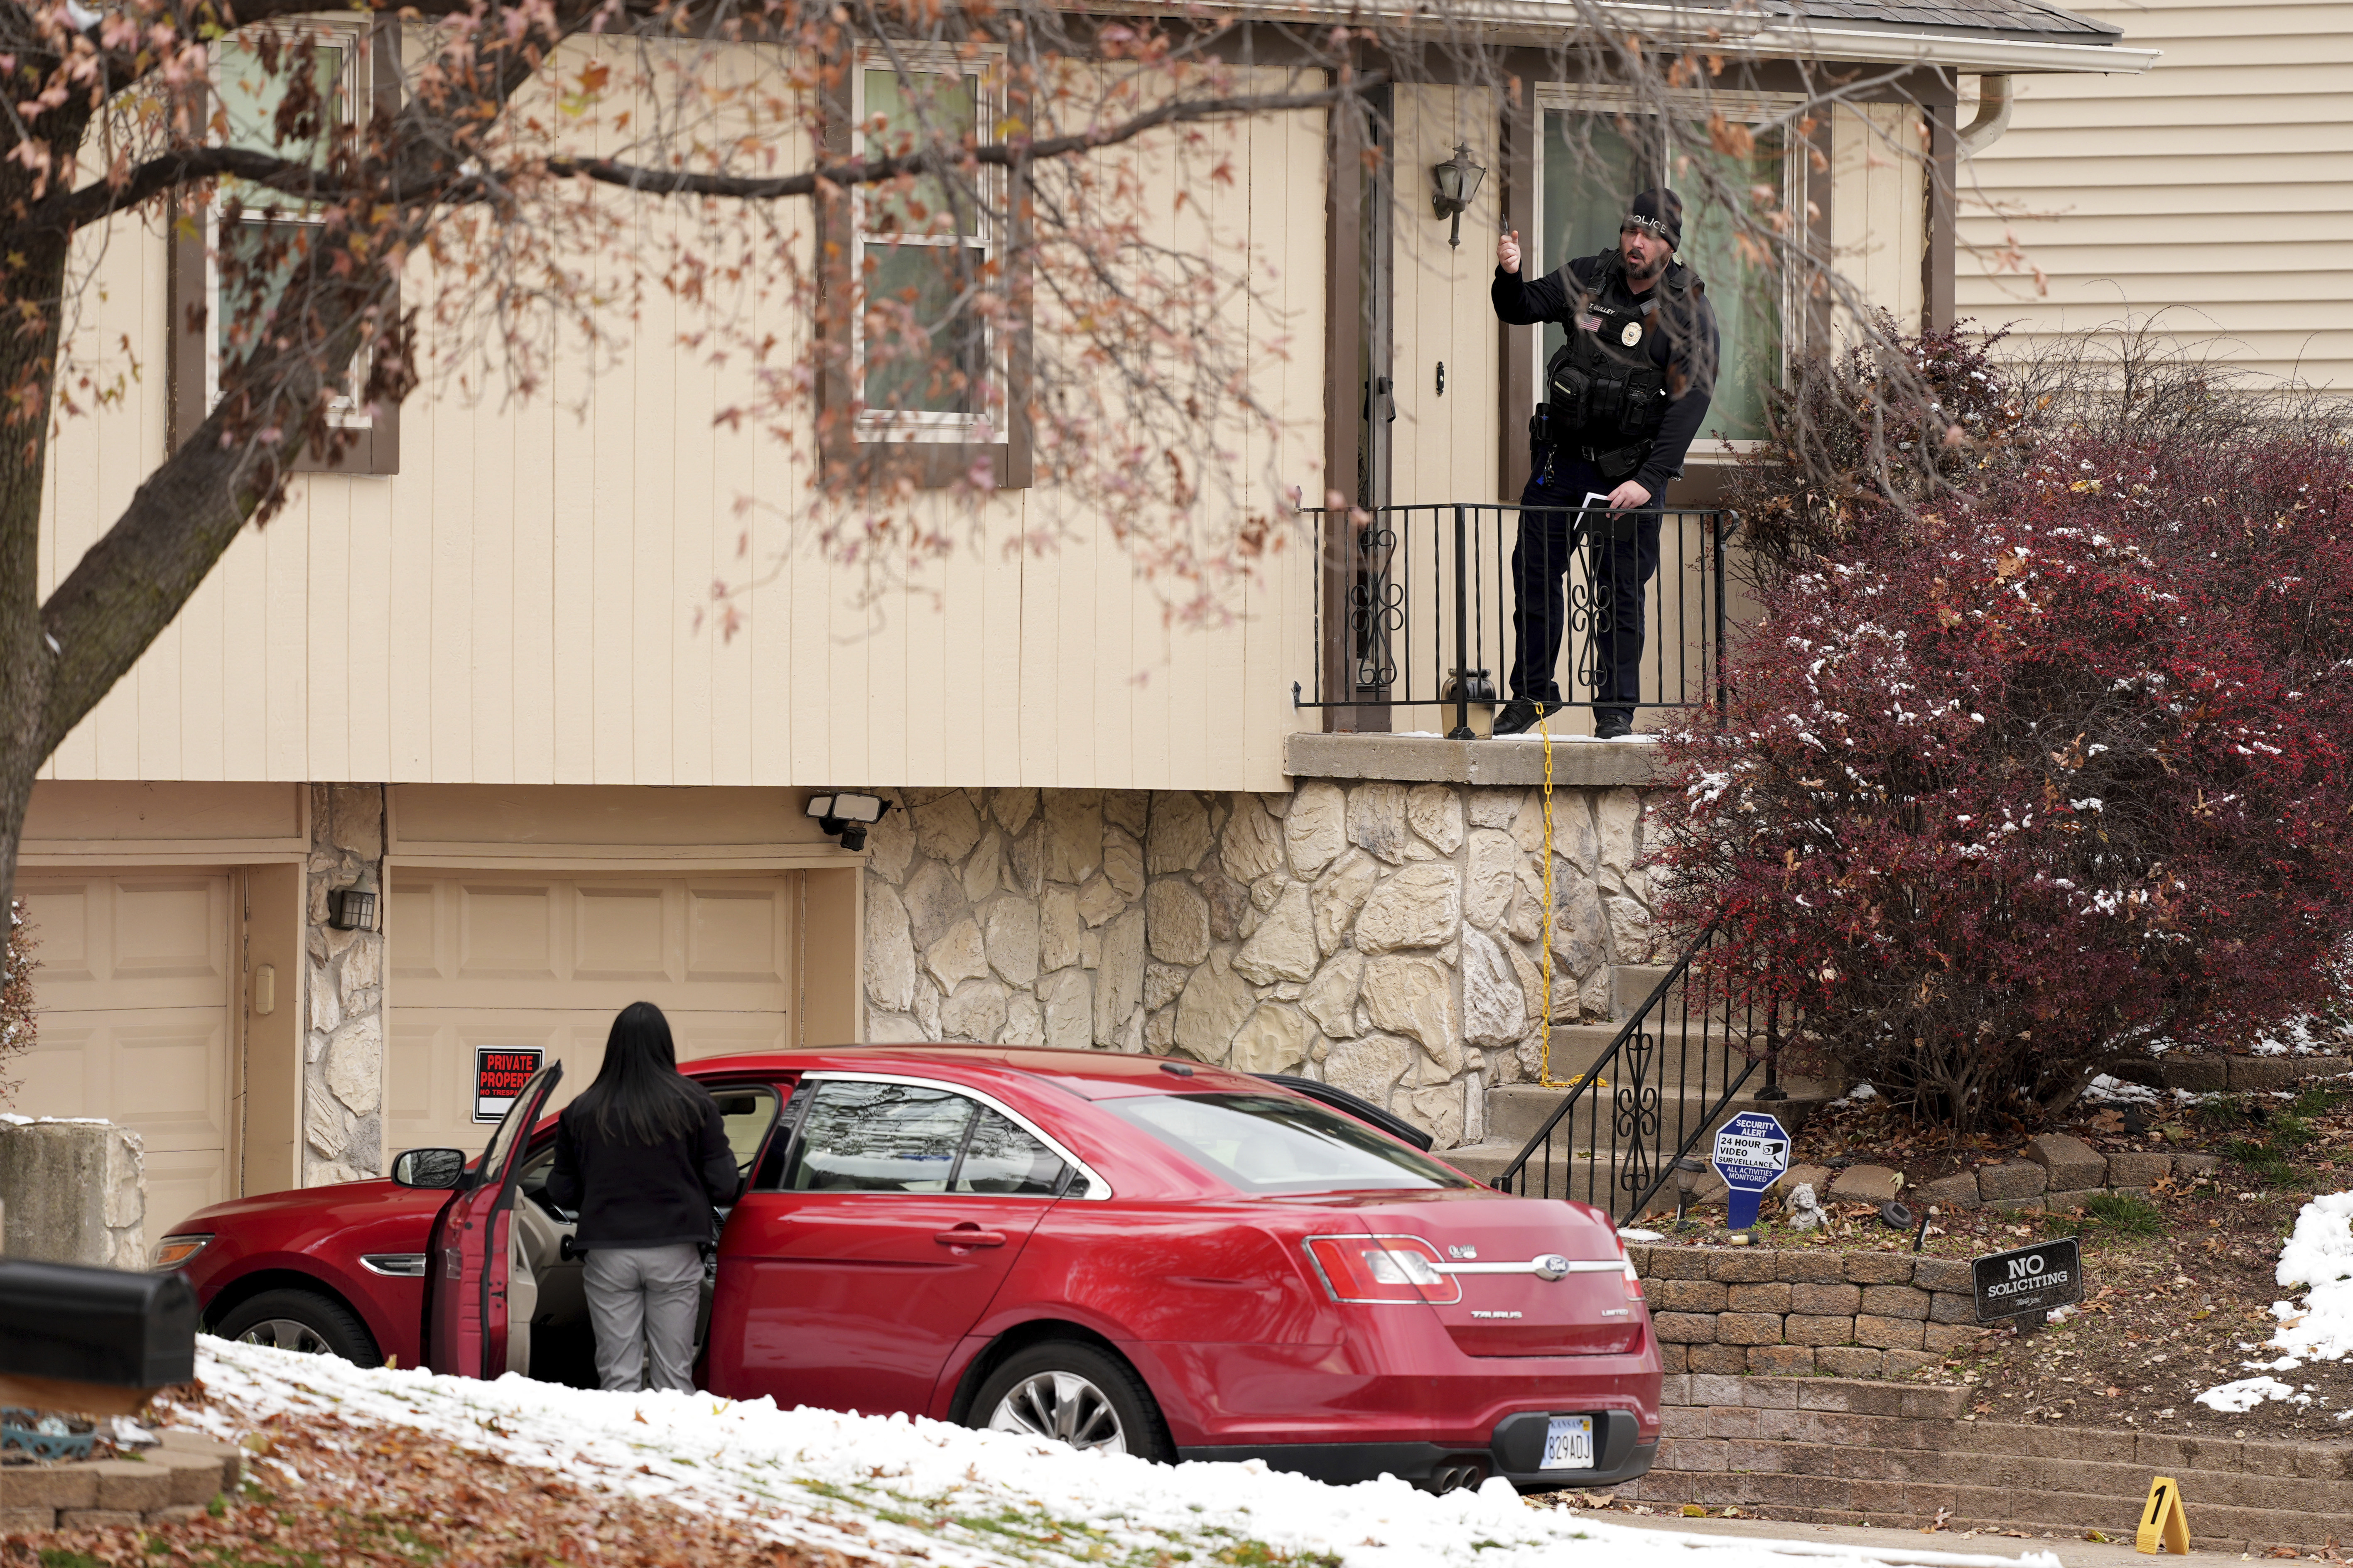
[1507,455,1662,728]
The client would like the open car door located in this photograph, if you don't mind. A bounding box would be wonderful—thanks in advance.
[423,1061,563,1379]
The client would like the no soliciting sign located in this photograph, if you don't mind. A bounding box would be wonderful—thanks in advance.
[1971,1236,2083,1323]
[474,1047,545,1123]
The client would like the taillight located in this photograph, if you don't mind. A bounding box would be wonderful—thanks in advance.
[1303,1235,1463,1305]
[1615,1233,1644,1301]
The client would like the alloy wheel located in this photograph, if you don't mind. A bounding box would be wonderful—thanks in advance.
[236,1318,334,1354]
[984,1370,1128,1454]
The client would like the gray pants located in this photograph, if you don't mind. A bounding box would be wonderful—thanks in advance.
[581,1243,703,1393]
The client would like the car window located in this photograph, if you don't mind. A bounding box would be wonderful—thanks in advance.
[1107,1093,1475,1194]
[709,1084,783,1177]
[952,1106,1067,1196]
[788,1081,975,1193]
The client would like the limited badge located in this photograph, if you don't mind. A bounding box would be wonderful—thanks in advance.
[1620,321,1643,347]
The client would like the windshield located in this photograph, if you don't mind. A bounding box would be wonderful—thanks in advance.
[1107,1093,1473,1195]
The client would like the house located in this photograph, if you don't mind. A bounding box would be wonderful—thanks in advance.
[1958,2,2351,393]
[19,0,2150,1236]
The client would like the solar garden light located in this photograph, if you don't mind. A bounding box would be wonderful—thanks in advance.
[1672,1155,1707,1226]
[1430,143,1486,249]
[806,792,893,852]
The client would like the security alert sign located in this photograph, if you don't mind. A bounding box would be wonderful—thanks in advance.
[474,1047,545,1123]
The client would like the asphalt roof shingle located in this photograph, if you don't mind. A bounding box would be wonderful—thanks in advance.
[1779,0,2120,40]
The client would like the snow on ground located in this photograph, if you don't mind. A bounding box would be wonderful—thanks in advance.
[2194,1189,2353,1418]
[187,1338,2058,1568]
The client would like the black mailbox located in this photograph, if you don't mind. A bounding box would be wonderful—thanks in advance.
[0,1257,199,1389]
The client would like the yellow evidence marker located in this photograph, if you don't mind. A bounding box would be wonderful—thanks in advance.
[2136,1475,2190,1555]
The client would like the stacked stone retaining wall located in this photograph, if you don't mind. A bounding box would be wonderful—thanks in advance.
[1627,1245,1978,1378]
[0,1433,241,1532]
[1622,1375,2348,1555]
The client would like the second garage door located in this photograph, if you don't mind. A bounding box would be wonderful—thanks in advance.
[386,869,799,1156]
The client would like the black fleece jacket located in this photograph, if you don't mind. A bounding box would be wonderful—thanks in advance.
[544,1086,741,1250]
[1493,250,1718,502]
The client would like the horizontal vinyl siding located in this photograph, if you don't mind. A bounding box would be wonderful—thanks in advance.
[1957,0,2353,388]
[40,52,1324,794]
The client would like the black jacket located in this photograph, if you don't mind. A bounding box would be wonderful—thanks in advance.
[1493,250,1718,501]
[544,1086,741,1250]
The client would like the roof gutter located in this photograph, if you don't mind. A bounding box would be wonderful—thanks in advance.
[1958,73,2012,157]
[1745,22,2159,75]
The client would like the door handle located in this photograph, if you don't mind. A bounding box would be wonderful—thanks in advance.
[935,1227,1008,1249]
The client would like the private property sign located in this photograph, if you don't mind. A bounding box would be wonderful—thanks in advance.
[474,1047,546,1123]
[1971,1236,2084,1323]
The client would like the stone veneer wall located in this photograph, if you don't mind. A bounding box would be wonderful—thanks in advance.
[302,784,388,1186]
[861,781,1660,1147]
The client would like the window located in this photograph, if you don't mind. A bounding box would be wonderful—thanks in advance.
[1105,1093,1475,1195]
[1537,92,1796,444]
[817,52,1028,488]
[855,65,991,434]
[168,17,399,473]
[774,1078,1076,1196]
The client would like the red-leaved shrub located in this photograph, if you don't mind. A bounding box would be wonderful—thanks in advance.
[1652,436,2353,1129]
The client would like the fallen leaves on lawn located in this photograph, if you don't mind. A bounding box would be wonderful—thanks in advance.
[2,1413,877,1568]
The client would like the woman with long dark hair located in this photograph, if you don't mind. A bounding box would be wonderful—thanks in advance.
[545,1001,740,1392]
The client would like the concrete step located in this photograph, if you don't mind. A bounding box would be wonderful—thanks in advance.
[1522,1022,1773,1085]
[1487,1081,1834,1148]
[1609,963,1675,1019]
[1443,1140,1659,1207]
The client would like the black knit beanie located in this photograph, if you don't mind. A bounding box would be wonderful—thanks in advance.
[1625,188,1684,251]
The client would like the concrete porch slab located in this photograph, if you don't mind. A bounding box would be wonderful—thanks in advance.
[1284,731,1669,787]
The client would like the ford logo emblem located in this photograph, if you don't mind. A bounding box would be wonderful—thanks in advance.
[1533,1254,1571,1281]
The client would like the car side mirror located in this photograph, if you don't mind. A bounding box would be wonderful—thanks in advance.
[390,1148,469,1190]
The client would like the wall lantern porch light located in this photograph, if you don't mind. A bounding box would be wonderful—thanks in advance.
[807,792,893,852]
[1430,144,1486,249]
[330,867,378,931]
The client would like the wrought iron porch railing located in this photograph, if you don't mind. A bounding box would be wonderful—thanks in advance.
[1491,919,1795,1227]
[1295,502,1739,734]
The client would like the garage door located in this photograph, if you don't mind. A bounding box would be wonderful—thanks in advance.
[12,873,236,1236]
[386,869,799,1156]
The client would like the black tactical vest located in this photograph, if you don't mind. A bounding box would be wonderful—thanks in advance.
[1535,253,1698,481]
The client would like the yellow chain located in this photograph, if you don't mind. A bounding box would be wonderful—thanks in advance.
[1538,705,1563,1088]
[1535,702,1601,1092]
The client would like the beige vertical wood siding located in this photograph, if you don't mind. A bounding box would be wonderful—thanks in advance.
[1831,102,1926,337]
[1958,2,2353,386]
[1389,84,1506,510]
[40,55,1325,794]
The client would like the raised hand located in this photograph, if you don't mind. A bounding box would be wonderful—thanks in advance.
[1498,228,1521,274]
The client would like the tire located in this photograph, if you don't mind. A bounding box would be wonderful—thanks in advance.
[970,1340,1171,1462]
[215,1288,381,1366]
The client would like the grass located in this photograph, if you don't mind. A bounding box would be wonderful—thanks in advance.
[2081,1192,2167,1236]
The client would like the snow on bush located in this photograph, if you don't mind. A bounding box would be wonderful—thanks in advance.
[182,1339,2060,1568]
[1653,426,2353,1131]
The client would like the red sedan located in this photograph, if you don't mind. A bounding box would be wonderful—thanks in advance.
[157,1047,1659,1492]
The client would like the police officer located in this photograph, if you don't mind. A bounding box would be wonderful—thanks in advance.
[1491,188,1717,737]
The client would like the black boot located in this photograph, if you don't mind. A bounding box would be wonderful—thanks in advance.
[1493,696,1561,737]
[1592,709,1634,740]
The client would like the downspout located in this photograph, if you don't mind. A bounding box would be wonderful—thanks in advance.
[1958,74,2013,157]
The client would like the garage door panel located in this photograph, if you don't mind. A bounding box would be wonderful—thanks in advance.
[574,884,671,982]
[458,882,562,982]
[388,870,799,1159]
[14,873,233,1223]
[20,881,103,996]
[145,1148,229,1238]
[14,1017,103,1116]
[107,1013,231,1149]
[112,880,229,986]
[686,887,787,983]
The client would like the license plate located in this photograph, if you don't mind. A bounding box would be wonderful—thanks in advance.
[1540,1414,1594,1470]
